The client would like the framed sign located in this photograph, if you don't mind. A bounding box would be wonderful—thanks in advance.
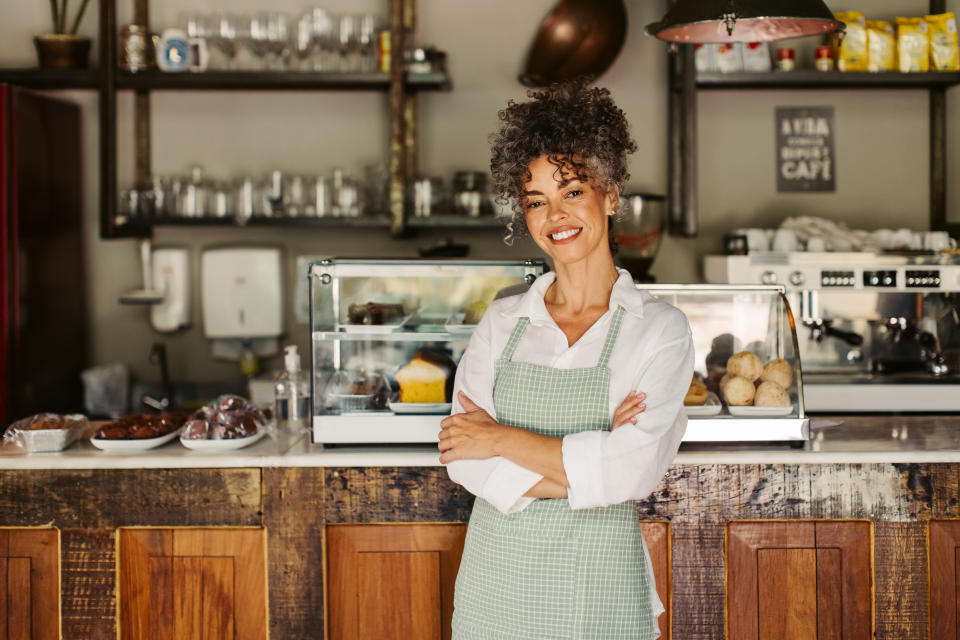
[776,106,835,192]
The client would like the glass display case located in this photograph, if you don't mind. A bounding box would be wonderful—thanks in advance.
[309,258,546,443]
[309,263,808,444]
[641,284,807,442]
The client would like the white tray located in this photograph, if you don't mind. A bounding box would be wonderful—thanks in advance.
[389,401,452,415]
[90,427,182,452]
[180,429,267,451]
[336,314,411,334]
[685,392,722,417]
[727,404,794,417]
[443,312,477,336]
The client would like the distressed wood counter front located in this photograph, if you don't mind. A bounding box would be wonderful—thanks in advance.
[2,415,959,639]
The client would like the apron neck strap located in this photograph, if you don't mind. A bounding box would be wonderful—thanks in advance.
[500,317,530,362]
[597,306,626,368]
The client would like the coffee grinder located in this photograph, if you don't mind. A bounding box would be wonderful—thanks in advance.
[613,193,665,283]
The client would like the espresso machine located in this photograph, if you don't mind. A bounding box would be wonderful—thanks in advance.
[705,252,960,412]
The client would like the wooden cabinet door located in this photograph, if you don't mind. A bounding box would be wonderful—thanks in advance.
[639,521,671,640]
[118,527,267,640]
[0,527,59,640]
[326,523,466,640]
[930,520,960,639]
[727,521,871,640]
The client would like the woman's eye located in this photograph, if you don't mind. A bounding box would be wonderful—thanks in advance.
[525,200,543,209]
[566,189,583,198]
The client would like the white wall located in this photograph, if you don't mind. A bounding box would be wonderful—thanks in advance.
[3,0,957,384]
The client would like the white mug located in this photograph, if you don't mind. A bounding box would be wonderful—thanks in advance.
[805,236,827,252]
[734,227,770,252]
[891,228,915,249]
[771,228,799,252]
[871,228,895,250]
[924,231,957,252]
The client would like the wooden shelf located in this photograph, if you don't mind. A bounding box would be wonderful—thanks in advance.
[117,213,503,230]
[116,70,450,91]
[0,67,98,89]
[696,70,960,90]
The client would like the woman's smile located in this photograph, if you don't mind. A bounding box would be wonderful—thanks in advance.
[548,226,582,243]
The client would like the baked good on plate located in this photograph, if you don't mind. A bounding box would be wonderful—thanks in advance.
[754,381,791,407]
[726,351,763,381]
[684,375,709,406]
[759,358,792,390]
[722,375,756,406]
[395,349,456,403]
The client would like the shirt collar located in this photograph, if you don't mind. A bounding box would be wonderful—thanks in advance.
[502,267,645,323]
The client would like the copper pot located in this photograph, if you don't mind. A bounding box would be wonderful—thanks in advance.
[34,34,91,69]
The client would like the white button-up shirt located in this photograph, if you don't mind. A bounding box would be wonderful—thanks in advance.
[445,268,695,515]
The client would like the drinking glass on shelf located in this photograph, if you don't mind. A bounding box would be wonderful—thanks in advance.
[209,11,239,70]
[337,14,360,72]
[293,12,314,71]
[266,12,291,70]
[247,13,274,70]
[357,14,379,72]
[235,177,257,223]
[311,8,338,71]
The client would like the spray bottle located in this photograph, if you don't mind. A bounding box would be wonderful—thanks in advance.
[274,345,310,433]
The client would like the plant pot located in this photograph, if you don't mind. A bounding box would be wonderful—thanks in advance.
[34,34,91,69]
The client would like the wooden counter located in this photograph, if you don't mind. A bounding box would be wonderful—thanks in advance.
[2,414,959,639]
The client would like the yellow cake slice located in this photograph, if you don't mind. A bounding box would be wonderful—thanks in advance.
[395,349,456,403]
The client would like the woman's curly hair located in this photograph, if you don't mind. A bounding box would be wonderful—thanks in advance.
[490,80,637,244]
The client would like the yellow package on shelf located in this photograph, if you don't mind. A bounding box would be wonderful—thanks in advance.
[866,20,896,71]
[926,12,959,70]
[831,11,868,71]
[897,17,930,71]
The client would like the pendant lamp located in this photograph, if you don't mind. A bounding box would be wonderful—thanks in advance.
[646,0,842,43]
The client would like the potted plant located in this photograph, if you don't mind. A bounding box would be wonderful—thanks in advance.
[35,0,92,68]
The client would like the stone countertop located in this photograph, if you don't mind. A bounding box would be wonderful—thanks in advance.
[1,415,959,470]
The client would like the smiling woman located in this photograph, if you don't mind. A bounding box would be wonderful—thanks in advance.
[440,81,694,639]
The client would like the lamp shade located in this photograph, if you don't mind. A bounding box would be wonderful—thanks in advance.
[646,0,842,43]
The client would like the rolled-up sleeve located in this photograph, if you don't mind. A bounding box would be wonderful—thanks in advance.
[562,316,695,510]
[444,308,543,514]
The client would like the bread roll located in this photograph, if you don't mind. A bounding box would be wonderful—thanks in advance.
[727,351,763,381]
[722,375,756,406]
[760,358,792,390]
[754,381,791,407]
[719,372,734,393]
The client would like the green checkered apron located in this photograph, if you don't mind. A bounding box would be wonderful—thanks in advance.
[452,306,658,640]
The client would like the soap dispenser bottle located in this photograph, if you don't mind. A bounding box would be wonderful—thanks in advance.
[274,345,310,433]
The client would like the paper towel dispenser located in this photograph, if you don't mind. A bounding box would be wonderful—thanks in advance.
[201,247,282,338]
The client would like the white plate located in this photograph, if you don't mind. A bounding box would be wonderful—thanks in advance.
[389,401,452,415]
[90,427,182,451]
[443,312,477,336]
[685,392,722,417]
[180,429,267,451]
[336,314,411,334]
[727,404,794,417]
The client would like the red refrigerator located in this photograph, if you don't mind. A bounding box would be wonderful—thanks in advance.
[0,84,87,424]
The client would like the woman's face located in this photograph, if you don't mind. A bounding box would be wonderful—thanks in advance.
[522,154,616,267]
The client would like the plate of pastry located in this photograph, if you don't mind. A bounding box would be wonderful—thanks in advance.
[180,429,268,451]
[388,401,452,415]
[91,427,183,451]
[90,413,188,451]
[338,302,412,334]
[684,392,721,417]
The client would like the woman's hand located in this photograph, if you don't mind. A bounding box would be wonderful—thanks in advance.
[612,391,647,430]
[438,392,507,464]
